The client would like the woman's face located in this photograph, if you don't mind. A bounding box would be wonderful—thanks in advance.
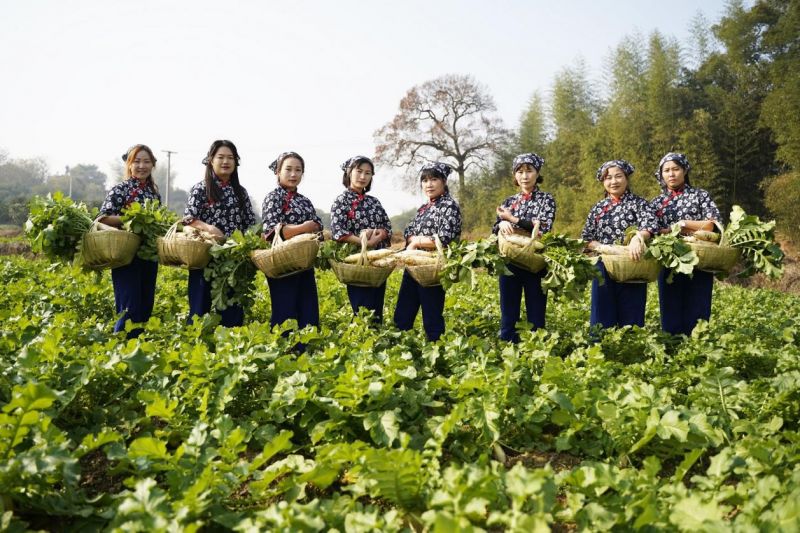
[278,157,304,190]
[603,166,628,199]
[128,150,154,181]
[211,147,236,181]
[514,164,539,193]
[421,174,445,200]
[349,162,374,192]
[661,161,686,191]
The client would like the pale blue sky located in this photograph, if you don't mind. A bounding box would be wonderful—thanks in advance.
[1,0,732,215]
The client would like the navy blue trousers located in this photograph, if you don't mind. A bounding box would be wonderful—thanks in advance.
[590,261,648,329]
[393,270,445,341]
[188,269,244,327]
[111,256,158,338]
[347,283,386,323]
[266,268,320,329]
[658,269,713,335]
[499,264,547,342]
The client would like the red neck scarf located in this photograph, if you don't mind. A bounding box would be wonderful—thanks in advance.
[655,186,685,217]
[281,190,296,213]
[418,196,440,215]
[347,191,365,220]
[595,194,623,223]
[510,190,534,211]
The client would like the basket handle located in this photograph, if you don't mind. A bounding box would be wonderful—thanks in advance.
[165,221,180,239]
[433,234,445,264]
[521,220,542,253]
[357,231,370,266]
[272,224,284,247]
[713,220,727,246]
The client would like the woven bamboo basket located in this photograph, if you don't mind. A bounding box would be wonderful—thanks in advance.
[688,221,740,273]
[330,232,395,287]
[251,224,319,278]
[601,253,660,283]
[497,220,546,273]
[81,220,140,270]
[157,222,212,270]
[406,234,445,287]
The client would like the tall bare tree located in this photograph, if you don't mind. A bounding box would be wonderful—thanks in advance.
[374,74,510,197]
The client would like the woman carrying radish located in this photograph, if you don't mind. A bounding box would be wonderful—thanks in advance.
[393,162,461,341]
[261,151,323,332]
[99,144,161,337]
[183,140,256,327]
[330,155,392,322]
[650,152,721,335]
[582,160,658,330]
[493,152,556,343]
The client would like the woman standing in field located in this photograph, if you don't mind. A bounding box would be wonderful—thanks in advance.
[393,162,462,341]
[581,160,658,330]
[650,152,721,335]
[330,155,392,322]
[99,144,161,338]
[183,139,256,327]
[261,151,322,331]
[493,152,556,343]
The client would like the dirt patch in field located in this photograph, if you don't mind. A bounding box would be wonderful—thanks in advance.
[0,241,31,255]
[723,236,800,296]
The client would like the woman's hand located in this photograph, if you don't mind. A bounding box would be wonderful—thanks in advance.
[366,229,386,248]
[189,219,224,239]
[627,233,645,261]
[406,235,433,250]
[496,206,516,223]
[98,215,122,228]
[498,220,515,235]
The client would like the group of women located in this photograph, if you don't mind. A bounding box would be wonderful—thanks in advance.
[99,140,720,344]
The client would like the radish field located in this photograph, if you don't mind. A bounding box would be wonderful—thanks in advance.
[1,254,799,531]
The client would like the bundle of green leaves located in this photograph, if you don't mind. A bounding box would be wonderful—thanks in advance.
[440,236,510,290]
[539,233,600,298]
[25,192,96,262]
[120,199,178,262]
[204,228,268,311]
[315,240,359,270]
[723,205,784,279]
[646,225,698,282]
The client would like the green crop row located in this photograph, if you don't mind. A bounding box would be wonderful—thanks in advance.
[1,255,799,531]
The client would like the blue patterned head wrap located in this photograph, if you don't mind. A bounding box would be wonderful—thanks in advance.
[270,151,304,174]
[420,162,453,180]
[596,159,635,181]
[656,152,691,190]
[512,153,545,172]
[340,155,374,172]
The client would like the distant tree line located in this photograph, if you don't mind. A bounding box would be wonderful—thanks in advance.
[377,0,799,240]
[0,150,189,225]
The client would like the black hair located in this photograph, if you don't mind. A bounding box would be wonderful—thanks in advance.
[420,169,449,194]
[513,163,544,185]
[342,157,375,192]
[203,140,248,209]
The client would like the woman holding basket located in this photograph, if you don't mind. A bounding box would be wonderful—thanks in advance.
[393,162,461,341]
[650,152,720,335]
[330,155,392,322]
[184,139,256,327]
[261,151,323,331]
[99,144,161,337]
[581,160,658,330]
[493,152,556,343]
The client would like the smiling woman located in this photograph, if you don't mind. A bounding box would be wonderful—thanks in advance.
[581,159,659,331]
[183,139,256,327]
[260,151,323,344]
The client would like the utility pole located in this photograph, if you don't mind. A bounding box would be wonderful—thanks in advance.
[162,150,177,208]
[66,166,71,197]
